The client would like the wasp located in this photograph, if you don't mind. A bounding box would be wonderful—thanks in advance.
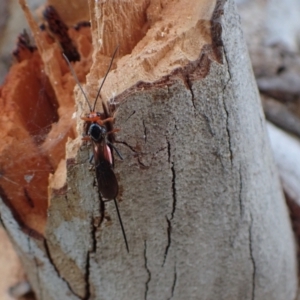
[63,47,129,252]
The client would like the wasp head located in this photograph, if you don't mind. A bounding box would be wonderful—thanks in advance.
[88,123,107,143]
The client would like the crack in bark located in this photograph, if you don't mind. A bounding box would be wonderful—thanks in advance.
[167,139,171,163]
[185,75,196,111]
[249,214,256,300]
[91,223,98,253]
[202,113,215,136]
[238,164,243,218]
[222,44,232,84]
[223,101,233,162]
[167,139,177,220]
[212,147,225,170]
[98,197,105,226]
[118,140,138,153]
[144,240,151,300]
[162,217,172,266]
[83,216,99,300]
[222,47,233,163]
[43,239,81,299]
[155,146,168,155]
[163,140,177,266]
[83,252,91,300]
[137,156,148,168]
[170,162,177,220]
[124,110,136,122]
[120,139,167,169]
[143,120,147,143]
[167,263,177,300]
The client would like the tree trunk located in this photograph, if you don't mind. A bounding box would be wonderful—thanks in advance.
[0,0,297,299]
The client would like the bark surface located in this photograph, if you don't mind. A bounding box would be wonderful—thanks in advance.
[0,0,297,299]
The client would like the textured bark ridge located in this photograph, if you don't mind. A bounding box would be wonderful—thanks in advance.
[0,0,297,299]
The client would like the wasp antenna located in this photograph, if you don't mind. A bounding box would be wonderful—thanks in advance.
[93,45,119,112]
[114,198,129,253]
[62,53,92,112]
[102,101,110,118]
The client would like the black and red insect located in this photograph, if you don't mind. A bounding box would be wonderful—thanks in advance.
[63,47,129,252]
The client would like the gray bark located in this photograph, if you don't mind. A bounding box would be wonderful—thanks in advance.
[0,0,297,299]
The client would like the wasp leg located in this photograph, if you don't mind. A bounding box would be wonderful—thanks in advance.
[89,154,95,164]
[107,128,120,135]
[107,141,123,160]
[97,117,114,126]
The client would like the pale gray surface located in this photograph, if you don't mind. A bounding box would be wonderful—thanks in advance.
[267,121,300,204]
[0,200,80,300]
[0,0,297,299]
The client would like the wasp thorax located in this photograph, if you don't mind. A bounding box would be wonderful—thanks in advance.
[88,112,98,118]
[88,123,107,142]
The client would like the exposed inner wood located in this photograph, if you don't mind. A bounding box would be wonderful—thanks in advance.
[46,0,89,26]
[87,0,215,105]
[0,0,92,235]
[0,0,215,236]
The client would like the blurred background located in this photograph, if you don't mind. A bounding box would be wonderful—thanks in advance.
[0,0,43,85]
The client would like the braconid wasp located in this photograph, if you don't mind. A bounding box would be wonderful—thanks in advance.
[63,47,129,252]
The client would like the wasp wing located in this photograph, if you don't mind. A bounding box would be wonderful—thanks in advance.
[92,141,118,200]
